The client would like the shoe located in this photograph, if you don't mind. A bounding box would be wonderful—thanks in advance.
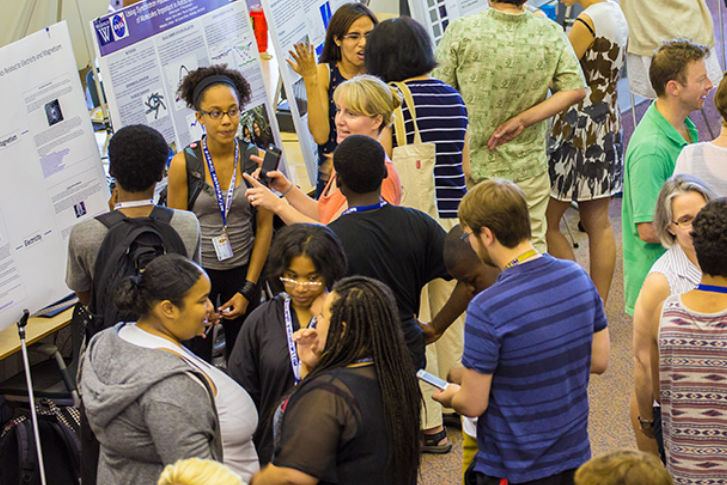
[443,413,462,430]
[421,429,453,454]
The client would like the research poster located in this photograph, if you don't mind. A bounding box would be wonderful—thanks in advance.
[408,0,486,44]
[262,0,353,186]
[0,22,109,332]
[92,0,286,172]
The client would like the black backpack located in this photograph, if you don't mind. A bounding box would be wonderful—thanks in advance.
[85,206,187,339]
[0,400,81,485]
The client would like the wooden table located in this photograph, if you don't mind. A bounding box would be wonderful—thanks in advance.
[0,309,73,361]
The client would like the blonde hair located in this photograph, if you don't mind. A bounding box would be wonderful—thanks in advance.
[332,74,402,133]
[574,450,673,485]
[157,458,245,485]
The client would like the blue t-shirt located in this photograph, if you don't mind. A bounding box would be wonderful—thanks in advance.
[462,254,607,482]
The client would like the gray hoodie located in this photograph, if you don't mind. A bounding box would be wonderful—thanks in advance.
[80,324,223,485]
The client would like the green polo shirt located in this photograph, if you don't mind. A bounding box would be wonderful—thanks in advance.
[622,101,697,315]
[433,8,585,183]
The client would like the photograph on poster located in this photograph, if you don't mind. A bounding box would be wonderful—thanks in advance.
[240,104,274,150]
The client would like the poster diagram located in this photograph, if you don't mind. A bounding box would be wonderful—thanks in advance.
[408,0,487,44]
[0,22,108,331]
[92,0,286,172]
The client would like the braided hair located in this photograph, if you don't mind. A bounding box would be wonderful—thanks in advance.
[305,276,421,484]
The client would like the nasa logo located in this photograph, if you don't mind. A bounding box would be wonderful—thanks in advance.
[112,13,129,40]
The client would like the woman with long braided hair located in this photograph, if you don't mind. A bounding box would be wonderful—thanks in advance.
[250,276,421,485]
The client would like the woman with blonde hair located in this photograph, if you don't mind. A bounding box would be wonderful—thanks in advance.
[242,75,402,225]
[158,458,245,485]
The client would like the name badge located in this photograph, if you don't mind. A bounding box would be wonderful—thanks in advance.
[212,233,233,261]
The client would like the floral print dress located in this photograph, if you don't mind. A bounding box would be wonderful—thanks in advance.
[549,0,628,201]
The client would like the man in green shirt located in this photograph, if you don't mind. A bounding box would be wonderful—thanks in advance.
[433,0,586,252]
[622,39,712,315]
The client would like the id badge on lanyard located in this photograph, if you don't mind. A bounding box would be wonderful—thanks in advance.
[203,137,239,261]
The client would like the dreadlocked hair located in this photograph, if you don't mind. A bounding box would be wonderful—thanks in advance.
[305,276,421,484]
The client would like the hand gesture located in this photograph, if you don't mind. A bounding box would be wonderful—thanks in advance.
[487,115,526,150]
[219,292,249,320]
[432,383,461,409]
[293,327,322,368]
[286,41,317,80]
[243,172,289,214]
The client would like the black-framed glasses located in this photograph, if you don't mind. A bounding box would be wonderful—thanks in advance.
[672,216,694,228]
[280,277,324,290]
[341,31,371,42]
[198,108,240,120]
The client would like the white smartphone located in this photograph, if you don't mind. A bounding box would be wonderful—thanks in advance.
[416,369,450,390]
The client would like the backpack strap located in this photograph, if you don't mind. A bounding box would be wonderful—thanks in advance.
[184,144,207,211]
[16,419,36,483]
[148,205,175,224]
[95,209,128,229]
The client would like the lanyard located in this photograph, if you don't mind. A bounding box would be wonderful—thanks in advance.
[341,200,387,216]
[202,136,239,230]
[284,297,302,385]
[505,249,538,269]
[115,199,154,210]
[697,284,727,294]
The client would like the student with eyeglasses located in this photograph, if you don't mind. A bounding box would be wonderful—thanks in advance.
[228,223,347,466]
[286,2,378,196]
[168,65,274,362]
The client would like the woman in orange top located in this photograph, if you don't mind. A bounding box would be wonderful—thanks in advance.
[243,75,402,225]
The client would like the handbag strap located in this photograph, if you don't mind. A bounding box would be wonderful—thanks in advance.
[391,81,423,146]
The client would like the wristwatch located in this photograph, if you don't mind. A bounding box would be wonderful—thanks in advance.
[638,416,654,430]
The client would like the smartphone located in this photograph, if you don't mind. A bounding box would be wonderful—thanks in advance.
[259,145,283,186]
[416,369,449,390]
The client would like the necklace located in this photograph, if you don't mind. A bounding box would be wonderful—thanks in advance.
[505,249,538,269]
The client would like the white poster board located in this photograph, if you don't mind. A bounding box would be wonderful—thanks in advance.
[0,22,109,332]
[408,0,487,44]
[91,0,287,172]
[261,0,353,186]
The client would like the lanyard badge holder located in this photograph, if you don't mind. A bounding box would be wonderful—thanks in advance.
[203,137,239,261]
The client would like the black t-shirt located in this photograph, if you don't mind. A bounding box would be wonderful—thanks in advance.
[228,295,304,465]
[328,204,450,367]
[273,365,395,484]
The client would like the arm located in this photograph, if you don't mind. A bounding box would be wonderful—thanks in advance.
[420,281,474,344]
[433,367,493,418]
[251,464,318,485]
[568,14,595,60]
[286,42,330,146]
[220,207,274,319]
[243,172,321,224]
[637,222,660,244]
[591,327,610,374]
[487,88,586,150]
[167,151,189,210]
[633,273,670,434]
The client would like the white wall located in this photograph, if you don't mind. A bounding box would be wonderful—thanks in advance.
[0,0,109,69]
[369,0,399,15]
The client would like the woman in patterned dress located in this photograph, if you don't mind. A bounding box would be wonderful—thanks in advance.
[546,0,628,306]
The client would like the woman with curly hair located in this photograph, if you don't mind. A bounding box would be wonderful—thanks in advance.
[168,65,273,361]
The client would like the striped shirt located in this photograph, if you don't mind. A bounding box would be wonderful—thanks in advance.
[463,254,607,482]
[393,79,468,219]
[648,244,702,295]
[659,295,727,484]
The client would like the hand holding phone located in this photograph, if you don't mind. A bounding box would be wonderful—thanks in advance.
[259,145,282,187]
[416,369,450,390]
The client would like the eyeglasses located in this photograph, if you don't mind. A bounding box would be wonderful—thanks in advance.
[280,277,324,290]
[341,31,371,42]
[198,108,240,120]
[460,231,471,242]
[672,216,694,228]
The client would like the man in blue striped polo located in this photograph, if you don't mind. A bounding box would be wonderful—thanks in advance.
[433,179,610,485]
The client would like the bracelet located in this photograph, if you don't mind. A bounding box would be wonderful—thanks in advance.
[280,184,294,197]
[238,280,257,301]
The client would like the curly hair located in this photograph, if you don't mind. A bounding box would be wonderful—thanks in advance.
[108,124,168,192]
[177,64,252,110]
[691,197,727,277]
[333,134,388,194]
[158,458,243,485]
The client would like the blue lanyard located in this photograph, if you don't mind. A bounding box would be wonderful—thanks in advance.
[283,297,301,385]
[202,137,239,229]
[341,200,387,216]
[697,284,727,294]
